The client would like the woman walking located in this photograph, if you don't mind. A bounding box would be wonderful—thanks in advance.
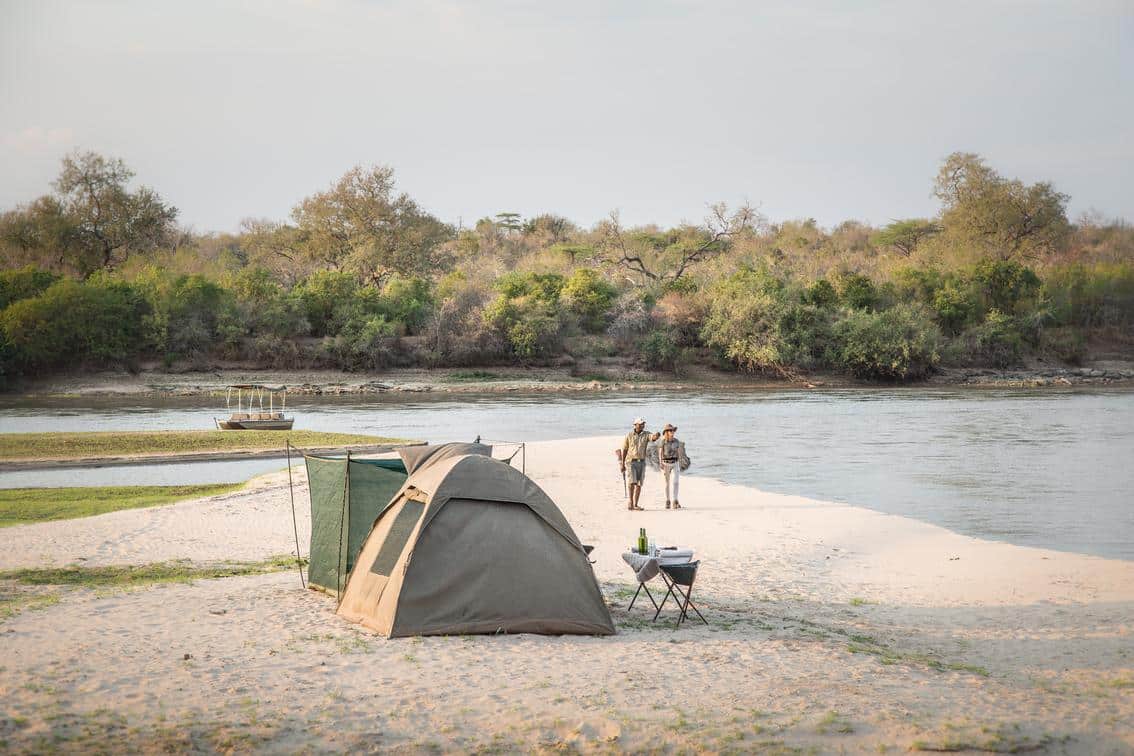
[657,423,688,509]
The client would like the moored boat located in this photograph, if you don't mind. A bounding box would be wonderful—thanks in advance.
[215,384,294,430]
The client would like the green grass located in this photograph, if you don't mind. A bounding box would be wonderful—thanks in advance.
[0,430,409,461]
[0,484,242,527]
[446,370,502,382]
[0,555,302,589]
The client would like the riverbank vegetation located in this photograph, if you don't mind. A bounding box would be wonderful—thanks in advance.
[0,484,243,527]
[0,430,406,462]
[2,151,1131,385]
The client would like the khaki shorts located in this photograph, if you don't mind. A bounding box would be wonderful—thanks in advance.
[627,460,646,484]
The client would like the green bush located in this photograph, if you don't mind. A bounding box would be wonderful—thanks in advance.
[483,295,563,359]
[294,270,361,337]
[379,275,433,333]
[0,266,60,310]
[702,269,831,372]
[638,330,681,371]
[1042,262,1134,329]
[0,279,151,373]
[322,315,395,370]
[833,304,941,381]
[931,277,979,335]
[561,268,617,333]
[836,272,878,310]
[971,259,1040,313]
[958,310,1025,368]
[803,278,838,308]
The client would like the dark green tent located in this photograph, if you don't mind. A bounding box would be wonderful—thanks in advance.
[304,455,409,595]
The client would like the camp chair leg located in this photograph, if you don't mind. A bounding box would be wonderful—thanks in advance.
[673,583,707,626]
[629,581,659,612]
[652,575,679,622]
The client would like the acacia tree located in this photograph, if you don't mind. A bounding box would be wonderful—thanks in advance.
[0,151,178,276]
[933,152,1070,260]
[871,219,940,257]
[595,202,763,285]
[291,165,453,284]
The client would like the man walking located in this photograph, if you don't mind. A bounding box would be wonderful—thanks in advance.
[620,417,653,511]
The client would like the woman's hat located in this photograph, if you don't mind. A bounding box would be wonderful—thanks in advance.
[663,423,677,432]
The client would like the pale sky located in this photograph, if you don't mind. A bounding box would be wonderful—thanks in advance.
[2,0,1131,233]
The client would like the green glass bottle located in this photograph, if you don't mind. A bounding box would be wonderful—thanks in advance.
[638,527,647,555]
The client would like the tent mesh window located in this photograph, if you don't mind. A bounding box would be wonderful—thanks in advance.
[370,499,425,576]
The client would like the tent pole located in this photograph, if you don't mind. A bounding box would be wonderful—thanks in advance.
[335,451,351,607]
[286,441,306,589]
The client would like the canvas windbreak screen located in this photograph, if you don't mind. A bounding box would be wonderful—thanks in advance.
[305,456,407,593]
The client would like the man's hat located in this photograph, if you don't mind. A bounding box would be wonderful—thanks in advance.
[632,417,646,425]
[663,423,677,432]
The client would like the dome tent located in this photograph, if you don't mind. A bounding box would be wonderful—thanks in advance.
[337,449,614,637]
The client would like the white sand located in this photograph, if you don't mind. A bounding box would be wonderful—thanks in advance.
[2,437,1132,752]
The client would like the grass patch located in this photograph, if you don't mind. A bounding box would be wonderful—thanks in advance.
[446,370,502,382]
[911,722,1056,753]
[0,430,409,462]
[0,484,242,527]
[0,587,60,621]
[847,641,990,677]
[0,555,302,589]
[816,710,854,735]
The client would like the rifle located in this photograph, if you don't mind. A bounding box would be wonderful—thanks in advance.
[614,448,627,496]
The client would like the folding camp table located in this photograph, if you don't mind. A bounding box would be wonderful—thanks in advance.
[621,549,694,614]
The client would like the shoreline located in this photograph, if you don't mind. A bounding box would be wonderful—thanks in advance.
[4,364,1134,399]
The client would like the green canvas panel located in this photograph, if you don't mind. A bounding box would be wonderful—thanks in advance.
[305,455,408,593]
[305,455,350,593]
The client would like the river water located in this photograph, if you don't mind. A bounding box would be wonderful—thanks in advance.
[1,389,1131,560]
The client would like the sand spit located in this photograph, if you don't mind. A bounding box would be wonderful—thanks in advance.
[1,437,1131,752]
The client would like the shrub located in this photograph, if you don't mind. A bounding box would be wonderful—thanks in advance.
[971,259,1040,313]
[1042,262,1134,329]
[1040,326,1087,365]
[0,266,60,310]
[836,272,878,310]
[483,294,563,360]
[607,291,653,346]
[322,315,395,370]
[379,275,433,333]
[561,268,617,333]
[0,279,151,373]
[958,310,1025,368]
[931,278,979,335]
[803,278,838,308]
[638,330,681,371]
[294,270,361,337]
[701,269,830,373]
[653,291,706,346]
[833,304,941,381]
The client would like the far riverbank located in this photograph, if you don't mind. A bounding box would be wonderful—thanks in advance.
[5,362,1134,399]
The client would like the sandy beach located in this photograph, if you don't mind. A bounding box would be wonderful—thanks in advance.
[2,436,1132,753]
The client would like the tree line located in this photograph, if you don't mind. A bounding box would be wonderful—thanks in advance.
[1,150,1132,385]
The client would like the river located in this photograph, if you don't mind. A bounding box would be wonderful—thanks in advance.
[1,388,1131,560]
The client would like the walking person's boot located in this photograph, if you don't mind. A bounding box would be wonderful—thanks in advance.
[666,500,671,509]
[672,500,681,509]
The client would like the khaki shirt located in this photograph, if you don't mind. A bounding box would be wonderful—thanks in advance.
[659,438,682,463]
[622,430,651,461]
